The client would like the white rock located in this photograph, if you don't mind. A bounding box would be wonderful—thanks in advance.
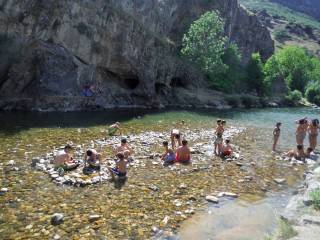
[205,195,219,203]
[7,160,15,166]
[88,214,101,222]
[224,192,238,198]
[0,187,8,193]
[274,178,286,184]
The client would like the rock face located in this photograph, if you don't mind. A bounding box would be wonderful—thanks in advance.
[271,0,320,20]
[0,0,274,111]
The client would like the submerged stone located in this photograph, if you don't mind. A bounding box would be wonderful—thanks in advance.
[274,178,286,184]
[51,213,64,226]
[89,215,101,222]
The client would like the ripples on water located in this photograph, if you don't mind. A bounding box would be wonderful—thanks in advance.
[0,108,319,239]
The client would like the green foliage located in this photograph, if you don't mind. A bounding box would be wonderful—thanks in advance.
[274,29,292,42]
[181,11,227,77]
[285,90,303,106]
[239,0,320,30]
[277,218,298,239]
[212,44,247,93]
[305,82,320,106]
[246,53,265,95]
[310,188,320,210]
[264,46,313,93]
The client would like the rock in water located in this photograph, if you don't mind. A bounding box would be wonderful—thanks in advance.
[206,196,219,203]
[224,192,239,198]
[51,213,64,225]
[274,178,286,184]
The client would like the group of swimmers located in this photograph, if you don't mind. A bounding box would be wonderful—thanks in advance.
[272,117,320,160]
[52,119,236,180]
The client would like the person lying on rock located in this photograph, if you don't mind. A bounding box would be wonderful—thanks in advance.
[175,139,191,164]
[221,139,233,158]
[108,152,128,180]
[115,138,134,156]
[85,149,101,171]
[171,129,182,149]
[284,144,306,161]
[161,141,175,166]
[108,122,122,136]
[53,145,79,170]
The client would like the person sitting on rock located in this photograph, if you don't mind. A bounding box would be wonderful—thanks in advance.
[108,152,128,180]
[85,149,101,171]
[284,145,306,160]
[175,139,191,164]
[171,129,182,150]
[108,122,122,136]
[53,145,79,170]
[221,139,233,158]
[115,138,134,156]
[161,141,175,166]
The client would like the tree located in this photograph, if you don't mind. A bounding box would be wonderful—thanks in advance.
[181,11,227,77]
[246,53,265,95]
[264,46,313,93]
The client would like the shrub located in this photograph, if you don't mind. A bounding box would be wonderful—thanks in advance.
[305,82,320,106]
[246,53,265,95]
[241,95,256,108]
[274,29,291,42]
[310,188,320,210]
[225,95,240,108]
[277,218,297,239]
[264,46,313,93]
[284,90,303,106]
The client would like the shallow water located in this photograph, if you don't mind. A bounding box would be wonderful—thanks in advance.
[0,108,319,239]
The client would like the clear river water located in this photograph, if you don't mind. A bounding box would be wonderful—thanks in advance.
[0,108,319,240]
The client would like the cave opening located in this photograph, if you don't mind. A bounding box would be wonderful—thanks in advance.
[170,77,185,88]
[155,82,166,95]
[124,76,140,90]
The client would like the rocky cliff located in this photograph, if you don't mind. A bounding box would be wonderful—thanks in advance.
[0,0,274,111]
[271,0,320,20]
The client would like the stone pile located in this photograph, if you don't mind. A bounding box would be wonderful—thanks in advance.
[31,127,244,187]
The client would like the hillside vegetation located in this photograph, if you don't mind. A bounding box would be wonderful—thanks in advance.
[239,0,320,57]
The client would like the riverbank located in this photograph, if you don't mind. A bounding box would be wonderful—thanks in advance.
[279,161,320,240]
[0,92,288,112]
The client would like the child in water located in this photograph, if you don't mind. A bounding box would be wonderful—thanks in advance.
[214,119,224,155]
[108,152,128,180]
[272,122,282,152]
[221,139,233,157]
[295,118,308,146]
[161,141,175,166]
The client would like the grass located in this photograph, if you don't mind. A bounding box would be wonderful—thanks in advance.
[239,0,320,30]
[310,188,320,210]
[264,218,298,240]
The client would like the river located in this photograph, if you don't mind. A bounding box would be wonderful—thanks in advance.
[0,108,319,239]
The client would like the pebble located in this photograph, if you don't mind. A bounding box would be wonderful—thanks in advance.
[51,213,64,225]
[274,178,286,184]
[88,214,101,222]
[53,234,61,240]
[151,226,159,233]
[148,185,159,191]
[205,195,219,203]
[25,224,33,230]
[7,160,15,166]
[178,183,188,189]
[0,187,8,193]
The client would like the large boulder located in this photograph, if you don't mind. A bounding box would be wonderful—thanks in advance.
[0,0,274,111]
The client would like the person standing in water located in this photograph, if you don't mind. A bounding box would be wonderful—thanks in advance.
[295,118,308,146]
[308,119,319,150]
[272,122,282,151]
[214,119,224,155]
